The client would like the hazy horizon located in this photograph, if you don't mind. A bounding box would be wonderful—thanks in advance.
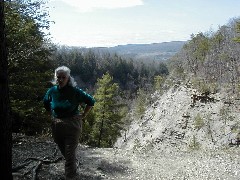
[46,0,240,48]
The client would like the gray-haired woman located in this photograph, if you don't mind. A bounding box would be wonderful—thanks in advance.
[43,66,95,179]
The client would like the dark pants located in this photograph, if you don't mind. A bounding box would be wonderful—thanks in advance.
[51,117,82,178]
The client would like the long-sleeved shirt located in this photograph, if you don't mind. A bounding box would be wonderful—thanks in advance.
[43,85,95,118]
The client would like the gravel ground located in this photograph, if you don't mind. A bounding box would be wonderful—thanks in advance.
[85,147,240,180]
[125,148,240,180]
[12,135,240,180]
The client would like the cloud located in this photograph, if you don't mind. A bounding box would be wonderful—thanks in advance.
[53,0,144,12]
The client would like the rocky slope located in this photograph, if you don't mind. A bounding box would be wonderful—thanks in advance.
[115,83,240,152]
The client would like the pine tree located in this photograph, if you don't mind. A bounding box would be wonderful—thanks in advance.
[91,73,122,147]
[5,0,54,134]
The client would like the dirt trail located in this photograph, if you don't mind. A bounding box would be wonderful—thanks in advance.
[12,136,240,180]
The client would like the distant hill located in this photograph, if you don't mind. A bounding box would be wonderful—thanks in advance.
[96,41,186,61]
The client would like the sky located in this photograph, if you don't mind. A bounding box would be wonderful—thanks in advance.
[46,0,240,47]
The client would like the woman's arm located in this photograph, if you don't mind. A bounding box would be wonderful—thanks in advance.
[82,105,93,119]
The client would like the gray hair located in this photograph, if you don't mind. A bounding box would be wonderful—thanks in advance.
[52,66,77,87]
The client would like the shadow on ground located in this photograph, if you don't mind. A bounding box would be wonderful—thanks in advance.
[12,134,132,180]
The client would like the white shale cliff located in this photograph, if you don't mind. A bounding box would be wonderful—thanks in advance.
[115,84,240,152]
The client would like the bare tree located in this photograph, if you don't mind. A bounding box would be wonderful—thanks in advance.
[0,0,12,179]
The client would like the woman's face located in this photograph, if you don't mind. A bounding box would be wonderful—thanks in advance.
[56,71,69,88]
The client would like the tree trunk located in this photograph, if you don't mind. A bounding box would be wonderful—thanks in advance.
[0,1,12,179]
[98,118,104,147]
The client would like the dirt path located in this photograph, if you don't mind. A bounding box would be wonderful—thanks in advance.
[12,135,240,180]
[12,135,134,180]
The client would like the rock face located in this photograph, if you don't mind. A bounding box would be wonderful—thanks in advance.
[115,84,240,151]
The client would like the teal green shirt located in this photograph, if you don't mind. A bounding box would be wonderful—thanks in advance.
[43,85,95,118]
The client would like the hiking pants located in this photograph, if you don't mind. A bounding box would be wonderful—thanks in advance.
[51,116,82,178]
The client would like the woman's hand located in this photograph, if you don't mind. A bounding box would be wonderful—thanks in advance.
[73,114,84,121]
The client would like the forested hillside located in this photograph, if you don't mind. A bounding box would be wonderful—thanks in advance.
[168,18,240,95]
[51,45,169,93]
[5,0,240,150]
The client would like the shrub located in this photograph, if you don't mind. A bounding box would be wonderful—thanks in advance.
[188,135,200,150]
[194,113,205,130]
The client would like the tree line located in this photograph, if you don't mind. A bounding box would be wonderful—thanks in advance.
[52,46,169,93]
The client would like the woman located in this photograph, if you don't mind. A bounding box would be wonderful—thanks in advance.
[43,66,95,179]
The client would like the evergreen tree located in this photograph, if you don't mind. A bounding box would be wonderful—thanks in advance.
[5,0,54,134]
[91,73,122,147]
